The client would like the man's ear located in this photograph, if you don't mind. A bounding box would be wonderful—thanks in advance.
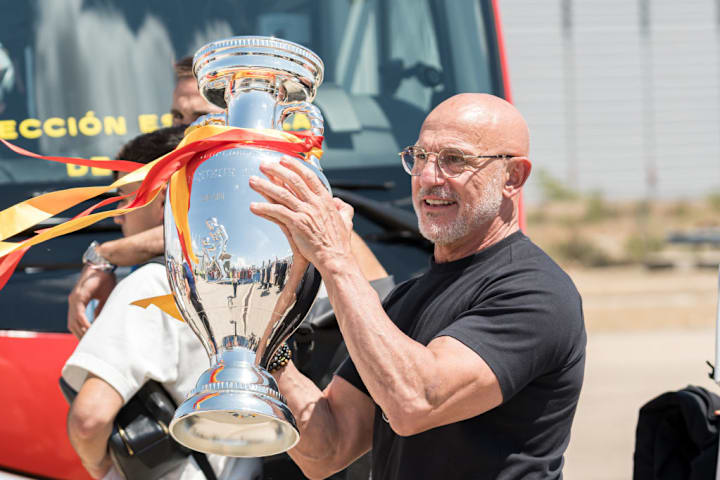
[503,157,532,198]
[153,184,168,220]
[160,184,168,205]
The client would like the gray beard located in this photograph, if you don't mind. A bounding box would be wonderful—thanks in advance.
[414,176,503,246]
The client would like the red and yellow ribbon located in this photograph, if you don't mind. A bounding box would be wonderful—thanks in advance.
[0,126,323,291]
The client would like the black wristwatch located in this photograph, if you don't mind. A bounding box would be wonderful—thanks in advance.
[82,241,116,272]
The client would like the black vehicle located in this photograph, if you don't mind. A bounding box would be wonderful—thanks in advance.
[0,1,510,478]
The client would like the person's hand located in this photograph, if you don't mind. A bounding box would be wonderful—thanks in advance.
[67,266,116,339]
[248,156,355,272]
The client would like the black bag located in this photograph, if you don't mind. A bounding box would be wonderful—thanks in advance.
[633,385,720,480]
[109,380,216,480]
[60,376,217,480]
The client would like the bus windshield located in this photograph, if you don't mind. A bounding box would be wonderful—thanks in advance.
[0,0,501,185]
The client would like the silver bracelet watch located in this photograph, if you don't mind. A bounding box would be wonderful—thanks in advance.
[82,240,116,272]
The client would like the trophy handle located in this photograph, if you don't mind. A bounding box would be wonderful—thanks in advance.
[278,102,324,168]
[185,112,227,134]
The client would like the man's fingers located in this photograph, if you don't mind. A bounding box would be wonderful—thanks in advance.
[333,197,355,225]
[258,160,316,203]
[249,175,303,212]
[249,200,298,229]
[279,156,328,197]
[333,197,353,214]
[68,309,90,339]
[249,185,278,209]
[74,306,91,329]
[96,298,108,317]
[67,266,115,339]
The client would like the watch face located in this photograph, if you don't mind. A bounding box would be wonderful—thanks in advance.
[83,241,110,268]
[82,242,98,264]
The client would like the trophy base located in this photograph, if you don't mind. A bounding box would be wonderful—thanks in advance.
[170,356,299,457]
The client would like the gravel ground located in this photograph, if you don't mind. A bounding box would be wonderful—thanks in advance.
[562,266,720,479]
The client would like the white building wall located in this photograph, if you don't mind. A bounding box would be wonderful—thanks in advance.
[500,0,720,203]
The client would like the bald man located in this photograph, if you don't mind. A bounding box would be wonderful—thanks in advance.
[249,93,586,479]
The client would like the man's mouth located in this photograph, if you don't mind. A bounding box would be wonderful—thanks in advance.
[422,198,457,208]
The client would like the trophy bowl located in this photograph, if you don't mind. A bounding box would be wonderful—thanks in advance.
[163,36,328,457]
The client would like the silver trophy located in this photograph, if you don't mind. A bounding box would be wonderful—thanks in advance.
[163,37,328,457]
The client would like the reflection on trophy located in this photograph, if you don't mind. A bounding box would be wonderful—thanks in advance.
[163,36,328,457]
[201,217,230,281]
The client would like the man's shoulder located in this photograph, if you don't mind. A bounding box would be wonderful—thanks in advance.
[465,233,583,332]
[507,233,578,291]
[114,262,169,296]
[506,235,585,346]
[95,263,172,326]
[453,232,575,292]
[382,274,421,306]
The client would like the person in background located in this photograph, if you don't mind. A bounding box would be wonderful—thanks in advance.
[66,55,216,338]
[63,127,249,480]
[248,93,587,480]
[170,56,224,126]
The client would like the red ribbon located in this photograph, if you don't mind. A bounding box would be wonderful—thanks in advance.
[0,128,324,291]
[0,139,145,172]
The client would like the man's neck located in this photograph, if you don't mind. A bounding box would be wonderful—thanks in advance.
[433,218,519,263]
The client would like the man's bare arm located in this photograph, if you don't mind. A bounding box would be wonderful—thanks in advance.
[274,362,375,479]
[67,375,124,478]
[321,265,503,436]
[96,224,164,266]
[250,157,503,437]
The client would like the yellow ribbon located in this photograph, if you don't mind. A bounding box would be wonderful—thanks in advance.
[130,294,183,322]
[0,161,154,242]
[0,125,227,259]
[0,125,324,312]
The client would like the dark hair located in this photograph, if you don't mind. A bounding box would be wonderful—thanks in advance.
[174,56,194,79]
[116,126,186,164]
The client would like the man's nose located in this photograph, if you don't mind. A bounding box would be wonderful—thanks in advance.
[113,214,124,225]
[418,155,445,187]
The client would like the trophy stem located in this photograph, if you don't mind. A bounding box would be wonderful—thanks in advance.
[170,346,299,457]
[226,80,280,129]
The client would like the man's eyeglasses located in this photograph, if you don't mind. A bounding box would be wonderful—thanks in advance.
[399,146,509,178]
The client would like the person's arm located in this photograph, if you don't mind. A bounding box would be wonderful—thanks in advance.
[67,374,124,478]
[318,264,502,436]
[96,224,164,266]
[274,362,375,479]
[66,225,163,338]
[67,266,116,339]
[249,157,503,436]
[350,230,387,282]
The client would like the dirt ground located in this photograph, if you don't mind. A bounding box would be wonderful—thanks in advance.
[561,266,720,479]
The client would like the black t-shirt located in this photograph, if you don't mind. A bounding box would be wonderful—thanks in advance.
[336,232,586,479]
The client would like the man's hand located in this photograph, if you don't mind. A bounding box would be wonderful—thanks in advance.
[249,157,355,274]
[67,266,116,339]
